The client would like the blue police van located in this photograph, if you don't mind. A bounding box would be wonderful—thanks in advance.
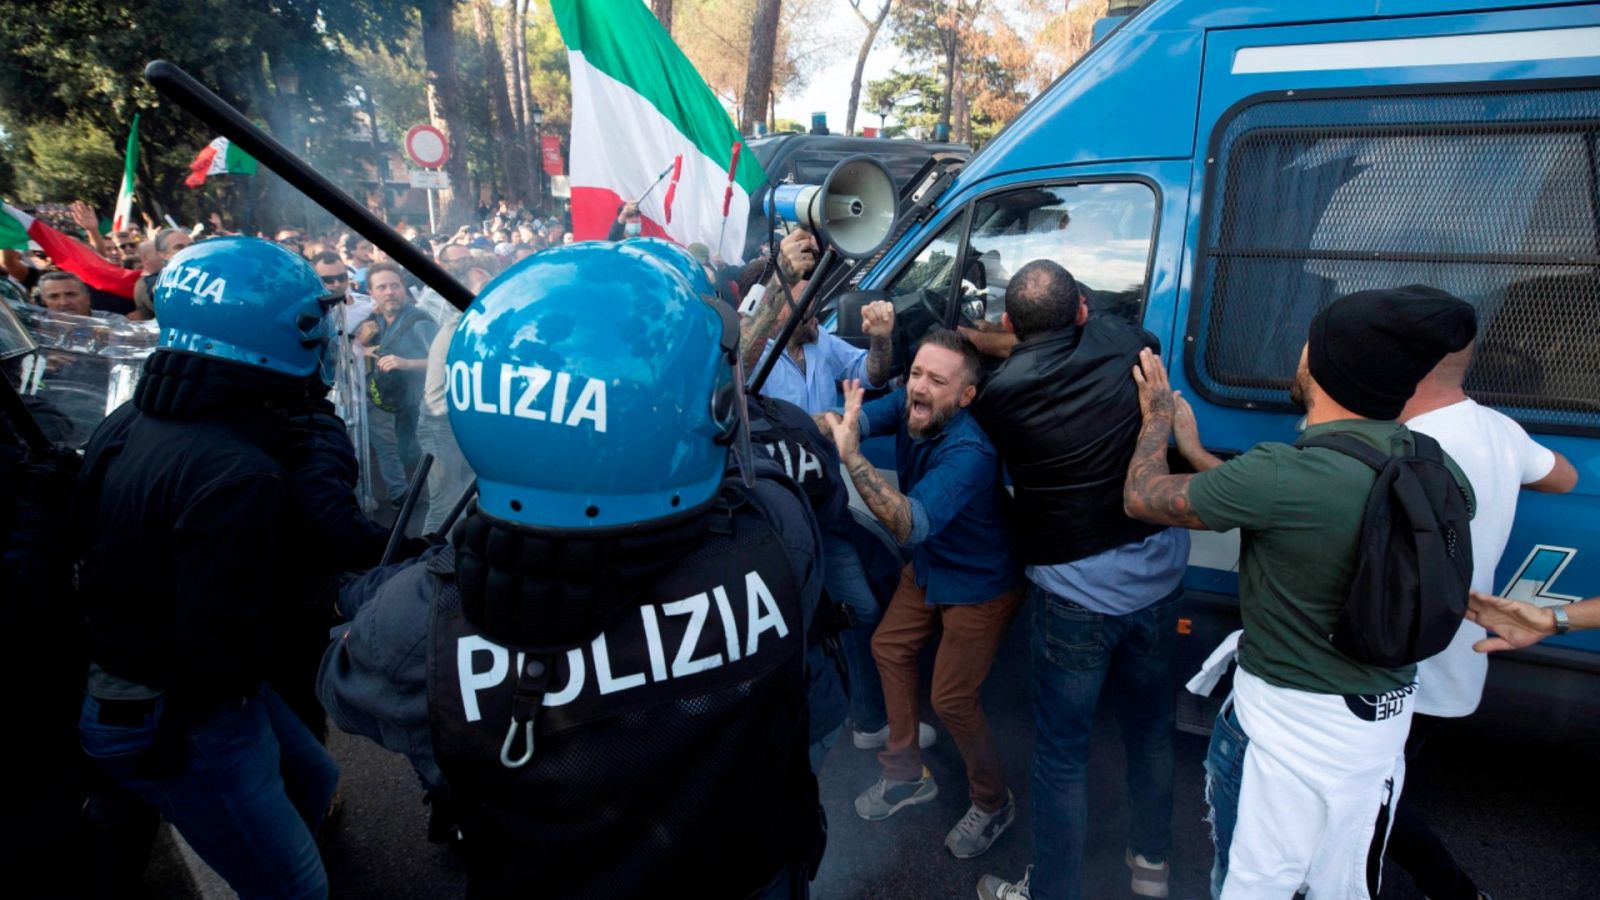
[823,0,1600,734]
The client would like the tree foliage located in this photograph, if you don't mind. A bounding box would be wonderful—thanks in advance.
[0,0,576,231]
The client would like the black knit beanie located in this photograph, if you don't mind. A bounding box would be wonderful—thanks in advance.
[1307,285,1478,420]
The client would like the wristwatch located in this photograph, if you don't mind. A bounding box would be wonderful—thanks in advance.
[1552,605,1570,636]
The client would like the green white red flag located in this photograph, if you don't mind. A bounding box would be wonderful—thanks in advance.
[0,202,141,298]
[185,137,258,189]
[112,114,140,231]
[552,0,765,263]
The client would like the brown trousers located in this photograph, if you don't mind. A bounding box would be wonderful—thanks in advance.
[871,564,1024,812]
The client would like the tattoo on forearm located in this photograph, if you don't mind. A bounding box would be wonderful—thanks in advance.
[738,273,786,374]
[1124,412,1206,528]
[866,334,893,387]
[846,455,914,543]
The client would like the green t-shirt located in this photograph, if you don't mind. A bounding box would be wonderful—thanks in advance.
[1188,418,1474,696]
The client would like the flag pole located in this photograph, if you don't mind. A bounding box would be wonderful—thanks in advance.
[716,139,742,260]
[634,160,677,205]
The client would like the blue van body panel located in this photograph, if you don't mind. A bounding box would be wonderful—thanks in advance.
[949,29,1205,191]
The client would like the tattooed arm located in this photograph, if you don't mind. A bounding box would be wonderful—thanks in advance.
[738,273,786,374]
[829,380,915,543]
[738,230,819,374]
[1123,349,1208,528]
[860,300,897,387]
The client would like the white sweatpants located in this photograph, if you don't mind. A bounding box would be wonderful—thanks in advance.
[1221,668,1412,900]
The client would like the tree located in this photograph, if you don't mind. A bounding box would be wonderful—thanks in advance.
[678,0,829,128]
[887,0,984,135]
[420,0,476,228]
[844,0,894,137]
[740,0,782,134]
[474,0,527,204]
[653,0,675,34]
[0,0,415,229]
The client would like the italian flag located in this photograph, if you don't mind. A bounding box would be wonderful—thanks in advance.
[0,203,142,298]
[185,137,258,189]
[553,0,765,263]
[112,114,139,231]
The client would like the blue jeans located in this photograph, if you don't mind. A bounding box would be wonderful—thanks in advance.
[1204,701,1249,900]
[823,533,888,732]
[1029,585,1180,900]
[79,685,339,900]
[416,412,474,534]
[368,401,407,499]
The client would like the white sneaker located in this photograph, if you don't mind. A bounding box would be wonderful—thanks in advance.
[945,790,1016,859]
[977,866,1031,900]
[852,721,937,750]
[1127,849,1170,898]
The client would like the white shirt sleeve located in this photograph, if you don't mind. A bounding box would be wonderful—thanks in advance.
[1517,428,1557,485]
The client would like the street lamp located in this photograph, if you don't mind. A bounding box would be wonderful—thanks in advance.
[530,103,545,213]
[878,99,892,138]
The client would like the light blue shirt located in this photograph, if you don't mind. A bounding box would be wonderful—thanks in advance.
[754,328,880,415]
[1026,527,1191,615]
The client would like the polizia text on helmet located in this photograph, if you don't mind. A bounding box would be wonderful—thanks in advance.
[449,361,607,433]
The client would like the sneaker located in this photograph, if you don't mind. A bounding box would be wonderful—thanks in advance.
[1127,849,1170,898]
[945,790,1016,859]
[852,721,937,750]
[854,767,939,821]
[977,866,1031,900]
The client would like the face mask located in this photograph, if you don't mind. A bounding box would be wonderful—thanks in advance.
[624,222,642,238]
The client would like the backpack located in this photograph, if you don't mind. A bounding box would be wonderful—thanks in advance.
[1296,430,1474,669]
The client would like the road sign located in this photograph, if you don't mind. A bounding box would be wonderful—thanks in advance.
[408,169,450,190]
[404,124,450,169]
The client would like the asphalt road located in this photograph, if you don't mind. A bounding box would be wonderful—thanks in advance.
[150,602,1599,900]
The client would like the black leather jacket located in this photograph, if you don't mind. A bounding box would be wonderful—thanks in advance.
[973,317,1164,566]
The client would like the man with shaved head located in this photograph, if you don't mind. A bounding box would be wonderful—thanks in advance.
[975,259,1185,900]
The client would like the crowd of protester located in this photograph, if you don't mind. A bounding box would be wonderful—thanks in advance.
[2,198,1591,900]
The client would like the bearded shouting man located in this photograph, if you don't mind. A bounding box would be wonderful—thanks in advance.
[819,328,1024,860]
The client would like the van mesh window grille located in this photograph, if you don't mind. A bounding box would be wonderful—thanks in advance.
[1191,88,1600,433]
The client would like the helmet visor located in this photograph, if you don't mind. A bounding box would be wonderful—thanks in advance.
[314,293,348,388]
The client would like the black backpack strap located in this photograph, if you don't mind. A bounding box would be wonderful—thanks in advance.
[1300,432,1394,471]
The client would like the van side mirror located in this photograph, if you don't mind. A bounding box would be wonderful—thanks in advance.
[832,290,892,339]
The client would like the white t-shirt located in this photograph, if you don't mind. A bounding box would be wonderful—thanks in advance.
[1406,398,1555,717]
[342,291,374,334]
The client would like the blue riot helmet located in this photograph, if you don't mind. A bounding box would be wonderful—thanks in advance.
[153,236,340,385]
[626,237,716,299]
[448,241,750,530]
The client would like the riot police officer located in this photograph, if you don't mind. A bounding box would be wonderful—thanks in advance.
[74,237,342,898]
[319,242,827,898]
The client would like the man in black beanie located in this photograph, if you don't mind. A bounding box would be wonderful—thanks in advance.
[1120,285,1476,899]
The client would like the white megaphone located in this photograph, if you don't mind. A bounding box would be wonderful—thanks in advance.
[772,155,899,259]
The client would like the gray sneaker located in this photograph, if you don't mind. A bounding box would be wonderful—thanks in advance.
[977,866,1031,900]
[945,790,1016,858]
[854,767,939,821]
[1127,849,1170,898]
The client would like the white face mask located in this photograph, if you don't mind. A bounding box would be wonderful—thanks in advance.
[624,222,642,238]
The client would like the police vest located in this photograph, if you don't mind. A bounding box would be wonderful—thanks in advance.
[748,393,848,533]
[427,489,823,898]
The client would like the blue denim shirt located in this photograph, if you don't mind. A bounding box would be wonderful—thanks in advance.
[860,390,1020,606]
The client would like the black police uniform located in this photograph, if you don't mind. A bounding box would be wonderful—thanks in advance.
[322,470,827,899]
